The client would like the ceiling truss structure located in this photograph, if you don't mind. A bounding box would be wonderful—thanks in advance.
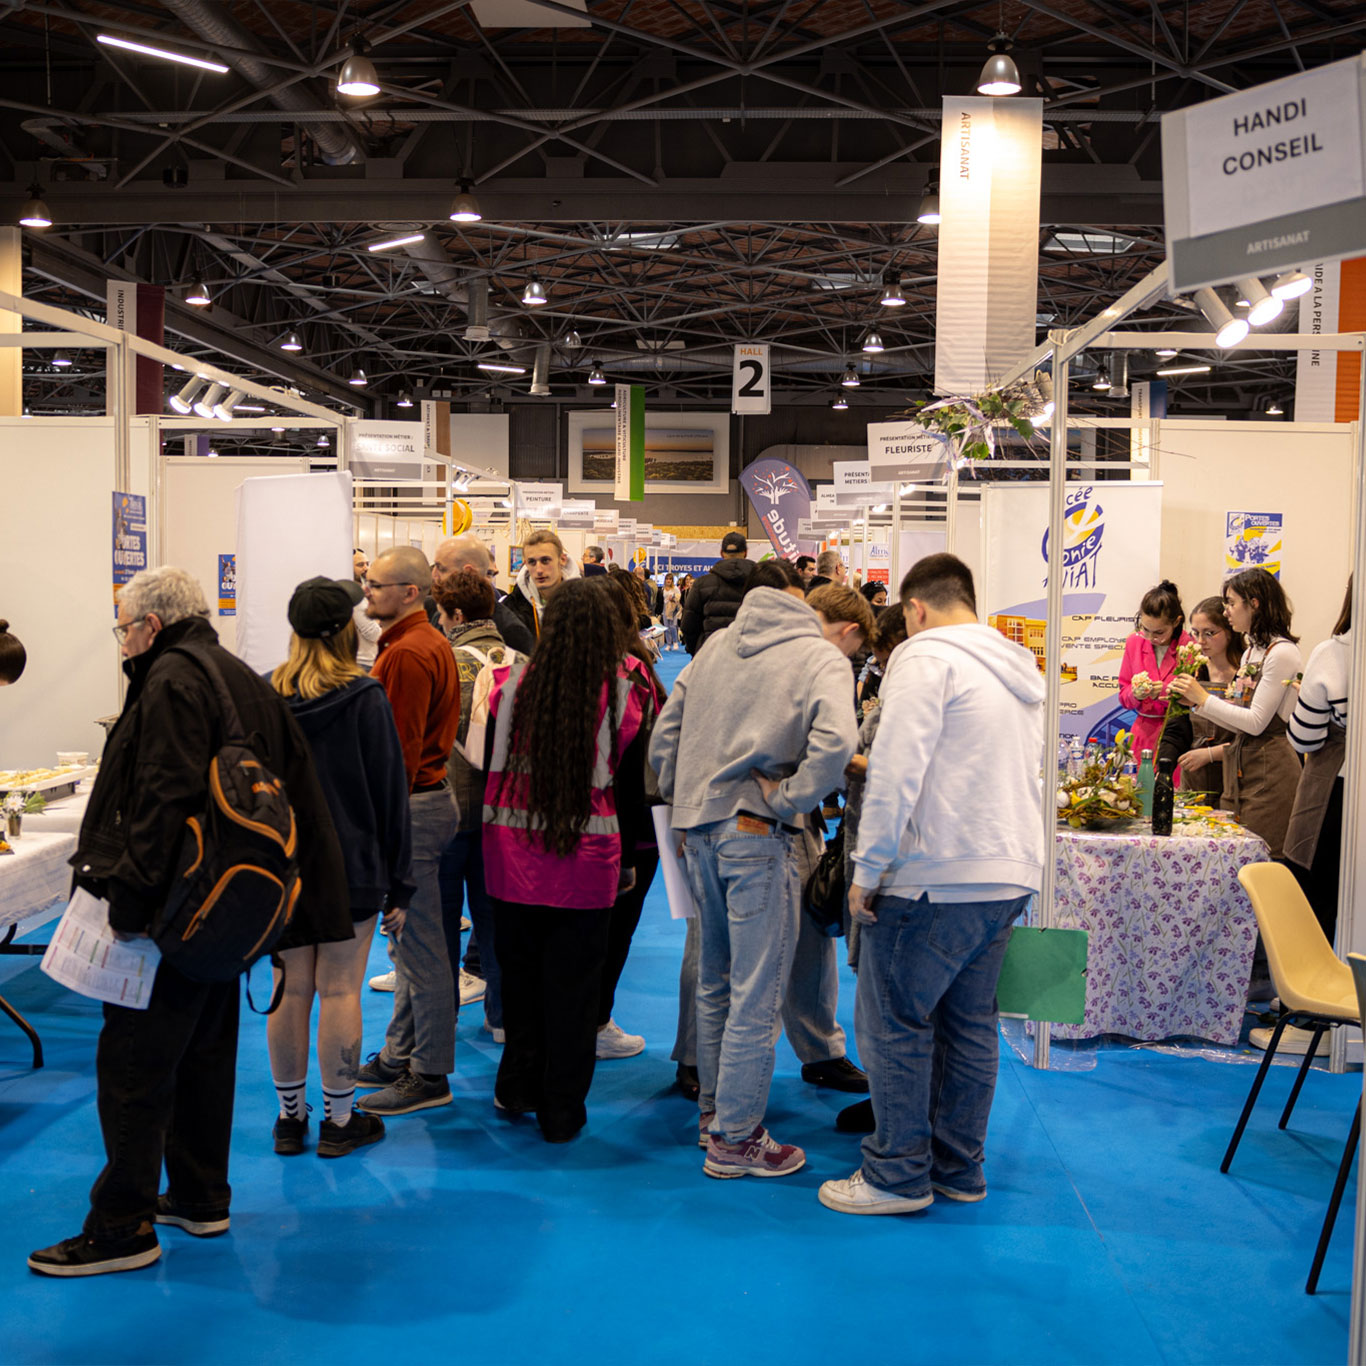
[1,0,1360,430]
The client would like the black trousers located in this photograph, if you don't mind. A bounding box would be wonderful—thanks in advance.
[86,962,240,1239]
[492,898,611,1141]
[598,850,660,1027]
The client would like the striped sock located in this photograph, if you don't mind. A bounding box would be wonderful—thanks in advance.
[323,1085,354,1127]
[275,1077,307,1122]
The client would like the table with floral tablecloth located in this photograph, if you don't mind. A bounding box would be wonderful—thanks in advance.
[1043,822,1270,1044]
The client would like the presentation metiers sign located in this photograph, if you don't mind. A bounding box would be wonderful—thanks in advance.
[1162,54,1366,292]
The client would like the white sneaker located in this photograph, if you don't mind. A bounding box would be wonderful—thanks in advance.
[1249,1024,1327,1056]
[818,1169,933,1215]
[596,1018,645,1059]
[368,970,396,992]
[458,971,486,1007]
[482,1018,506,1045]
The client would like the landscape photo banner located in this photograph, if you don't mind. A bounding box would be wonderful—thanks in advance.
[739,457,818,560]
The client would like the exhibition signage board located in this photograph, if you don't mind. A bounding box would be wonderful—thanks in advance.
[559,500,596,528]
[1162,54,1366,292]
[934,96,1044,395]
[421,399,452,459]
[1296,256,1366,422]
[517,482,563,517]
[739,456,819,559]
[593,509,620,533]
[832,460,895,506]
[614,384,645,502]
[731,343,772,415]
[618,518,638,536]
[217,554,237,616]
[351,420,424,481]
[866,421,951,485]
[112,491,147,618]
[980,482,1161,743]
[816,485,840,510]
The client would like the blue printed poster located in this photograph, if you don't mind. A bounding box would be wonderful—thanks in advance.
[218,554,237,616]
[112,492,147,618]
[1225,512,1283,579]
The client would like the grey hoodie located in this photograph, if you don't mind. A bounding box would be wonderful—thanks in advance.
[649,587,858,829]
[853,623,1046,898]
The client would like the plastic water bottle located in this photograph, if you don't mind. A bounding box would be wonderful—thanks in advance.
[1084,738,1101,771]
[1068,736,1084,779]
[1057,737,1072,779]
[1137,748,1156,821]
[1151,757,1175,836]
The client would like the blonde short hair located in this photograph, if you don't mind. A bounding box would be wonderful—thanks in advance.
[807,583,875,639]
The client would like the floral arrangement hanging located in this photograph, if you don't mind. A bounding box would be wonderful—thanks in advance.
[895,375,1053,466]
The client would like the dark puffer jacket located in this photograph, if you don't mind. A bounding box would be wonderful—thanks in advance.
[680,557,754,655]
[72,615,349,947]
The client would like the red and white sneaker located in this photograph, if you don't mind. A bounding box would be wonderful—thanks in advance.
[698,1112,715,1148]
[703,1125,805,1179]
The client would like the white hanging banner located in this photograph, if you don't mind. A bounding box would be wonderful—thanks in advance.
[866,420,951,484]
[1296,260,1342,422]
[732,343,772,414]
[934,96,1044,395]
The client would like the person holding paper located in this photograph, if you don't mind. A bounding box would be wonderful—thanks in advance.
[820,554,1043,1216]
[29,567,346,1278]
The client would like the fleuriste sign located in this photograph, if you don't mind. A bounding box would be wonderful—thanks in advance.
[866,421,951,485]
[1162,54,1366,292]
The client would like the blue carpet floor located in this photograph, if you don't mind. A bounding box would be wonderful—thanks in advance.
[0,647,1358,1364]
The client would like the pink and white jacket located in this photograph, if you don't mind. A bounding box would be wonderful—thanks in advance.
[1118,629,1192,760]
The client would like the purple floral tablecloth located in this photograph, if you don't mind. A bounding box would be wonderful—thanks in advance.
[1043,825,1269,1044]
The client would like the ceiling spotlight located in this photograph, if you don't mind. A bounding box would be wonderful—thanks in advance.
[832,394,849,410]
[977,35,1022,96]
[587,363,607,385]
[1193,287,1249,348]
[213,388,244,421]
[317,434,331,447]
[841,366,860,388]
[193,382,227,418]
[1155,346,1179,358]
[168,375,207,414]
[396,390,414,408]
[1266,399,1284,416]
[476,360,527,375]
[96,33,229,73]
[367,232,425,253]
[1271,269,1313,301]
[862,332,885,354]
[880,274,906,308]
[563,329,582,350]
[449,180,482,223]
[271,425,286,433]
[336,36,380,98]
[349,367,367,386]
[916,179,942,226]
[1238,276,1284,327]
[51,349,72,368]
[185,277,211,307]
[280,331,303,352]
[1092,367,1112,392]
[207,448,219,458]
[1156,363,1213,377]
[522,279,548,307]
[18,183,52,229]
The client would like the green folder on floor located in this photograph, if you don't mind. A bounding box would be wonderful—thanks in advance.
[996,927,1089,1024]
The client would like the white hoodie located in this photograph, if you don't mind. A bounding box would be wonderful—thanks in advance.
[512,551,581,615]
[852,623,1046,901]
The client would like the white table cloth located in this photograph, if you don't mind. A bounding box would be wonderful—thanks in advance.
[0,831,76,932]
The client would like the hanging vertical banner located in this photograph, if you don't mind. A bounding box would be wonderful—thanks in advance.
[934,96,1044,396]
[105,283,165,416]
[112,491,148,618]
[421,399,452,460]
[614,384,645,502]
[732,343,771,414]
[739,456,818,559]
[1296,257,1366,421]
[217,554,237,616]
[1129,380,1167,463]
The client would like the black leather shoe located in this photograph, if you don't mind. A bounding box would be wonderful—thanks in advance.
[835,1098,876,1133]
[801,1057,869,1093]
[675,1063,700,1101]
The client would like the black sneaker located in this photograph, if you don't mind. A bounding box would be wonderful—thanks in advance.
[355,1052,406,1090]
[356,1069,452,1116]
[835,1098,876,1134]
[801,1057,870,1093]
[273,1113,308,1156]
[28,1225,161,1277]
[317,1110,386,1158]
[154,1195,230,1237]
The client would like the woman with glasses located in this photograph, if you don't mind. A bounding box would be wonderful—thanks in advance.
[1118,580,1191,763]
[1170,568,1302,857]
[1157,596,1244,803]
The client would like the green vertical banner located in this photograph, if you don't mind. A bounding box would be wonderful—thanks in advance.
[614,383,645,502]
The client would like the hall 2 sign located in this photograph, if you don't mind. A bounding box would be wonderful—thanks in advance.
[731,343,771,415]
[1162,53,1366,292]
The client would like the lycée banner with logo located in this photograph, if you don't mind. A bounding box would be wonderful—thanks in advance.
[739,457,819,560]
[980,482,1162,743]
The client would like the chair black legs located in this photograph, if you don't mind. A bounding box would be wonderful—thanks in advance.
[1307,1100,1361,1295]
[0,990,44,1069]
[1279,1027,1329,1130]
[1223,1017,1290,1173]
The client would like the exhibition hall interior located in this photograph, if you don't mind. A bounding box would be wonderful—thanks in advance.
[1,1,1366,1362]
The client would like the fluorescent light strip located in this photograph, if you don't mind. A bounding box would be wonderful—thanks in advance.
[477,361,526,375]
[97,33,229,73]
[367,233,426,253]
[1156,364,1212,377]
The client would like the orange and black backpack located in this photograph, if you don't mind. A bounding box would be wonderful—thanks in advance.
[153,645,301,1001]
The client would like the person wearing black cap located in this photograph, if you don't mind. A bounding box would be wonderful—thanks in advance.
[680,530,754,655]
[266,577,416,1159]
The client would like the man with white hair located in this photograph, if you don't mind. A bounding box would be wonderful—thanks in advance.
[29,567,346,1277]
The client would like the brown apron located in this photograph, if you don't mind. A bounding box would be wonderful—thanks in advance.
[1220,713,1303,857]
[1283,722,1347,870]
[1180,681,1235,805]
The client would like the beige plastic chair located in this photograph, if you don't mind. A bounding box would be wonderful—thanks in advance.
[1221,863,1357,1176]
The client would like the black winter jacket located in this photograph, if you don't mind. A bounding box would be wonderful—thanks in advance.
[72,616,349,946]
[680,557,754,655]
[287,676,416,916]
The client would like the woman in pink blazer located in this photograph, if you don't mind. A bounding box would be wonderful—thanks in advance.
[1118,580,1191,761]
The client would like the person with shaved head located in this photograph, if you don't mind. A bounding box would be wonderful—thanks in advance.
[430,534,534,655]
[354,546,464,1119]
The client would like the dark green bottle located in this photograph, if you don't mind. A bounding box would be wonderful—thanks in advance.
[1151,757,1175,837]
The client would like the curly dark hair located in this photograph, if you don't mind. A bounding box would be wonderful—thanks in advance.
[1224,567,1298,647]
[499,577,624,858]
[431,567,495,622]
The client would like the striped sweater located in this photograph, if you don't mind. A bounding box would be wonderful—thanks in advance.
[1288,629,1350,775]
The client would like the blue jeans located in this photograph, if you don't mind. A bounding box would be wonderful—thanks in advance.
[685,816,801,1141]
[440,829,502,1030]
[856,893,1028,1197]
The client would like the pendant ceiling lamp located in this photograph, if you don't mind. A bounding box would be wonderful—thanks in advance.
[18,183,52,229]
[522,279,548,307]
[336,37,380,98]
[840,366,860,388]
[916,180,942,226]
[976,36,1022,96]
[449,179,482,223]
[862,332,884,354]
[879,273,906,308]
